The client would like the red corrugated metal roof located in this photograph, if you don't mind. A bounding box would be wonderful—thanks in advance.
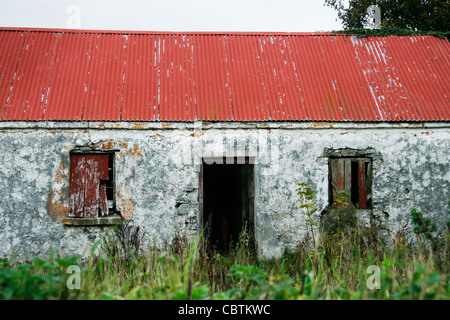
[0,27,448,122]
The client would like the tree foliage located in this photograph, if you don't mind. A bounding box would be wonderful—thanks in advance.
[325,0,449,33]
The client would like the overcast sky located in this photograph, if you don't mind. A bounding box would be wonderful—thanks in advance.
[0,0,347,32]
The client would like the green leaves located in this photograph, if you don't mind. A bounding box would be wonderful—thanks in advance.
[296,182,318,215]
[397,264,442,300]
[0,255,78,300]
[54,256,80,269]
[296,182,315,198]
[409,206,445,252]
[225,265,301,300]
[325,0,449,35]
[296,182,318,247]
[410,207,438,238]
[333,190,350,210]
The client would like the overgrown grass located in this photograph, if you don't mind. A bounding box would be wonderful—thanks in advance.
[1,219,448,300]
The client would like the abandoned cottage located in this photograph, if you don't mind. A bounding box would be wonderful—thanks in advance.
[0,27,449,260]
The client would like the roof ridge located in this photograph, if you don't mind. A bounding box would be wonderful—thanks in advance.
[1,27,446,40]
[0,27,355,37]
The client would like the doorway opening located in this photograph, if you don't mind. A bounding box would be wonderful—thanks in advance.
[200,157,255,255]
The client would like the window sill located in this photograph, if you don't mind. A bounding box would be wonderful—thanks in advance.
[321,208,373,233]
[322,208,373,220]
[63,214,123,226]
[325,208,373,214]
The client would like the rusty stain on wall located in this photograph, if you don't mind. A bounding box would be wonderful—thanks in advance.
[132,123,145,129]
[45,139,143,222]
[190,130,205,137]
[311,122,336,128]
[46,149,70,221]
[117,187,136,220]
[118,143,143,158]
[98,140,116,150]
[46,193,68,221]
[97,139,143,219]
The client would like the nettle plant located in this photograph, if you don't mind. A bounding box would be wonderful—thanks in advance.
[296,182,318,248]
[409,205,448,253]
[410,207,438,243]
[333,190,351,210]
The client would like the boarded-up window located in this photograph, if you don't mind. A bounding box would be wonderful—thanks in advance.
[69,153,114,218]
[329,158,372,209]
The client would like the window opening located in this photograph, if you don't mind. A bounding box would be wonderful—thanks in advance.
[69,152,117,218]
[329,157,372,209]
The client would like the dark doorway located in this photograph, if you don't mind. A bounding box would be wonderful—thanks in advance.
[200,158,255,254]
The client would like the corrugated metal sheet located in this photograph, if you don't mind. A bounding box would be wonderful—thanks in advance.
[0,30,25,117]
[44,32,93,120]
[0,28,448,122]
[122,34,159,121]
[3,31,60,120]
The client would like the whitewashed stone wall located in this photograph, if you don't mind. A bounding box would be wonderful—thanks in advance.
[0,121,448,260]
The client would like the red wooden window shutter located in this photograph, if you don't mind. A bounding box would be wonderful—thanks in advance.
[331,158,353,208]
[69,154,110,218]
[330,158,369,209]
[358,160,368,209]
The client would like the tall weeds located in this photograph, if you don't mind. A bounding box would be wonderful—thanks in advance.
[1,219,448,300]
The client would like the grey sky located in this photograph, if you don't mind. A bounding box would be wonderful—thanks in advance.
[0,0,346,32]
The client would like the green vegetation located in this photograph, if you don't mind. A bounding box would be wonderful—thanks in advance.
[0,252,79,299]
[325,0,449,34]
[296,182,319,248]
[1,199,448,300]
[330,27,449,39]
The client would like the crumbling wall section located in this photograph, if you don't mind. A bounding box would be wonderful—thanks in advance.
[0,122,448,260]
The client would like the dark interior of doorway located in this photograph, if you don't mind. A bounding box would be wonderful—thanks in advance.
[202,159,254,254]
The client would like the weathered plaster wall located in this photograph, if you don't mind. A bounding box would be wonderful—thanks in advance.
[0,122,448,260]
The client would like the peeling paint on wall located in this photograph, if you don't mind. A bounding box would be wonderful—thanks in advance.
[0,123,449,261]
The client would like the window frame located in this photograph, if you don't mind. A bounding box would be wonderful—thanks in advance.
[328,156,373,210]
[63,150,122,226]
